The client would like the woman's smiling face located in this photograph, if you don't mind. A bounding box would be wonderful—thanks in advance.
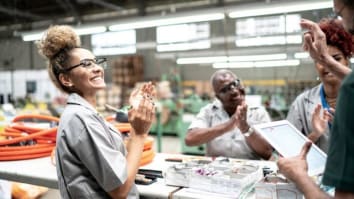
[66,48,106,97]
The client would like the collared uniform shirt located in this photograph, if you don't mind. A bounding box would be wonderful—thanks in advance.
[287,84,330,153]
[188,99,271,159]
[56,93,138,199]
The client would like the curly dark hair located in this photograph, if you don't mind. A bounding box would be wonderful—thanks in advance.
[319,18,353,58]
[37,25,81,93]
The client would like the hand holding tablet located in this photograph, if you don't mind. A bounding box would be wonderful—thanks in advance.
[253,120,327,176]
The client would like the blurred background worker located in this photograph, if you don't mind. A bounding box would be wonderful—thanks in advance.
[185,69,272,160]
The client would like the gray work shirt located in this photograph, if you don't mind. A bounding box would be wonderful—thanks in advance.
[56,93,138,199]
[287,84,330,153]
[188,99,271,159]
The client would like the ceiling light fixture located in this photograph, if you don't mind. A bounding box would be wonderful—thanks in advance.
[213,60,300,68]
[294,52,310,59]
[177,56,228,64]
[177,53,287,64]
[229,54,287,62]
[236,35,302,47]
[109,13,225,31]
[228,1,332,18]
[21,26,107,41]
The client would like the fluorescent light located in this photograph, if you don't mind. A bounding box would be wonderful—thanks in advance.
[21,26,107,41]
[213,60,300,68]
[22,32,44,41]
[213,62,254,68]
[109,13,224,31]
[75,26,106,35]
[177,53,287,64]
[236,35,302,46]
[254,60,300,67]
[228,1,332,18]
[228,54,287,62]
[177,56,227,64]
[294,52,310,59]
[157,41,210,52]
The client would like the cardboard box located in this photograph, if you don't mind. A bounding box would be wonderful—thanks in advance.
[254,175,303,199]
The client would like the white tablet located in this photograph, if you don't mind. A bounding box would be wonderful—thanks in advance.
[253,120,327,176]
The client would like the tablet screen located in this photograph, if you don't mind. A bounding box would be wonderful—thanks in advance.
[254,120,327,176]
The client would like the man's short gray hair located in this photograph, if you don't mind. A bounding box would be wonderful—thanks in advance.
[210,69,236,91]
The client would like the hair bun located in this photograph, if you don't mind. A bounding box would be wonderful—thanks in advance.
[37,25,81,59]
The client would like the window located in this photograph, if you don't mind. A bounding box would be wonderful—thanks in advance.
[156,23,210,52]
[235,14,302,46]
[91,30,136,55]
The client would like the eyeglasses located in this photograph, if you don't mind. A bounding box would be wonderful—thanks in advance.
[62,57,107,72]
[219,79,242,94]
[330,4,345,19]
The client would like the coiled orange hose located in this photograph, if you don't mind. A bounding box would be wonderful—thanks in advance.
[1,114,155,166]
[0,114,59,161]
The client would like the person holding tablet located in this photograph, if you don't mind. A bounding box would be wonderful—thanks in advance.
[287,18,353,153]
[185,69,272,160]
[278,0,354,198]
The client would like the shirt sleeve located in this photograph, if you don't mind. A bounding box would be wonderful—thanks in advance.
[256,107,272,123]
[188,106,210,130]
[286,95,305,133]
[74,116,127,192]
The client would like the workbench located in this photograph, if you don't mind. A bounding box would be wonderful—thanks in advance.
[0,153,276,198]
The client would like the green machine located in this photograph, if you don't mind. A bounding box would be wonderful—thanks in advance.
[178,120,205,155]
[151,98,206,155]
[151,65,206,154]
[181,94,209,114]
[150,98,183,136]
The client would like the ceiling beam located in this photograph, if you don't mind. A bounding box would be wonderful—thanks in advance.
[136,0,146,16]
[86,0,123,12]
[55,0,81,24]
[0,5,43,20]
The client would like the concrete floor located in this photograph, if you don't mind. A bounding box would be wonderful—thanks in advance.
[39,135,181,199]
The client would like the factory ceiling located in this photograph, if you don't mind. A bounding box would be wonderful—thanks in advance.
[0,0,295,39]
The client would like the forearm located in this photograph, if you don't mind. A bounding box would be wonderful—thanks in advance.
[185,121,233,146]
[294,175,331,199]
[322,55,351,80]
[109,133,145,199]
[244,132,272,159]
[308,131,321,143]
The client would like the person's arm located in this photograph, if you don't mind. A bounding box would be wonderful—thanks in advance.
[278,142,354,199]
[109,83,155,199]
[231,103,272,159]
[300,19,351,80]
[307,104,329,142]
[240,106,272,159]
[277,142,331,199]
[108,133,146,199]
[308,104,334,142]
[185,116,235,146]
[293,174,331,199]
[242,128,272,160]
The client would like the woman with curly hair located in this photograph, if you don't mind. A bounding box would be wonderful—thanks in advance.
[37,25,155,199]
[287,18,353,153]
